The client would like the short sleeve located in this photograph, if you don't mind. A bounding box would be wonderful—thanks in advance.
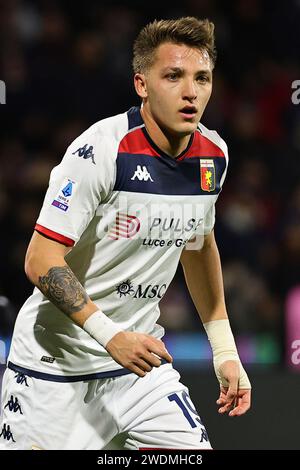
[202,204,216,235]
[35,132,115,246]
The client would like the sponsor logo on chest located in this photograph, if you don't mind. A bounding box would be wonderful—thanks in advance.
[131,165,154,182]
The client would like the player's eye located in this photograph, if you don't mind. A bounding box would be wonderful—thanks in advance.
[197,74,210,83]
[167,73,179,81]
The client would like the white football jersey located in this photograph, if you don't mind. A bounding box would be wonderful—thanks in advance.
[8,107,228,381]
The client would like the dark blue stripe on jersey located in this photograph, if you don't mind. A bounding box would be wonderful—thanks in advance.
[114,154,226,195]
[8,361,133,382]
[8,360,169,382]
[127,106,144,130]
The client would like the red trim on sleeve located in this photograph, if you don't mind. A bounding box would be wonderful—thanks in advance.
[34,224,75,247]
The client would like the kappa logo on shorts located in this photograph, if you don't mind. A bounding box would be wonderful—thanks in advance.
[200,427,209,443]
[0,423,16,442]
[4,395,23,414]
[14,372,29,387]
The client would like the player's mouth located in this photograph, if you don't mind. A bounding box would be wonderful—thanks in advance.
[179,105,198,120]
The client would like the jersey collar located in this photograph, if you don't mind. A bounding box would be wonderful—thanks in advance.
[142,126,194,161]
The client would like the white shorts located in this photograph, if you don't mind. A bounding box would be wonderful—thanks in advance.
[0,363,211,450]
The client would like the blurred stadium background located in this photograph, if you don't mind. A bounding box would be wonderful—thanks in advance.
[1,0,300,449]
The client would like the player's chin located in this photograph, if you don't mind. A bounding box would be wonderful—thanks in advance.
[175,122,198,136]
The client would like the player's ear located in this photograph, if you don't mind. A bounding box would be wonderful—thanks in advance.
[134,73,148,99]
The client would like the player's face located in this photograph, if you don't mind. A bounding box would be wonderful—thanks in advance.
[136,42,213,137]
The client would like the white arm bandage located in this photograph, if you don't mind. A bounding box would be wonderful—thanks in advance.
[203,319,251,389]
[83,310,122,348]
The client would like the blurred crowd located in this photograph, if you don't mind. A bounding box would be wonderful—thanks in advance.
[1,0,300,365]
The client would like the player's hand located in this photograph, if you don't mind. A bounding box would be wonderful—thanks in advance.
[105,331,173,377]
[216,360,251,416]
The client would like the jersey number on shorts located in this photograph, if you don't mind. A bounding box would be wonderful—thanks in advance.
[168,391,203,428]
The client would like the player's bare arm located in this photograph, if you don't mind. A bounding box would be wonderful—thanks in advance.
[39,266,89,314]
[25,231,172,377]
[25,231,95,324]
[180,230,251,416]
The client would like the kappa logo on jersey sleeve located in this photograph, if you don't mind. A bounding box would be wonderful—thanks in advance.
[72,143,95,165]
[131,165,154,182]
[108,212,140,239]
[200,159,215,192]
[52,178,77,212]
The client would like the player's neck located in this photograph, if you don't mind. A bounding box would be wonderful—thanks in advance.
[140,106,191,158]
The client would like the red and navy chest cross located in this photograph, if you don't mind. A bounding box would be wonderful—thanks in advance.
[114,107,226,196]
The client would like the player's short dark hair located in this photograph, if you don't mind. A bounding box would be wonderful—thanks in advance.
[133,17,216,74]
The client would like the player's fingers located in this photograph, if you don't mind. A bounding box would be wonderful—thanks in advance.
[144,337,173,363]
[225,391,237,405]
[225,381,238,404]
[143,351,162,367]
[134,357,153,372]
[217,387,238,413]
[150,345,173,363]
[216,396,227,405]
[229,404,249,416]
[127,363,147,378]
[228,400,250,416]
[229,390,251,416]
[216,388,227,405]
[218,401,235,414]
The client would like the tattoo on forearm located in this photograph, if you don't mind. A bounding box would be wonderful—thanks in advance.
[39,266,88,315]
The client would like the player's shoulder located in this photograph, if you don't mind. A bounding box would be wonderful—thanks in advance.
[197,122,228,159]
[70,110,130,151]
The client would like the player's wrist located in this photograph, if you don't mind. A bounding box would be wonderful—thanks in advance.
[203,319,251,389]
[83,309,122,348]
[203,319,238,358]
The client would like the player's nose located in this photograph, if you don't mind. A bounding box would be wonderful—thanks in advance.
[182,78,197,101]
